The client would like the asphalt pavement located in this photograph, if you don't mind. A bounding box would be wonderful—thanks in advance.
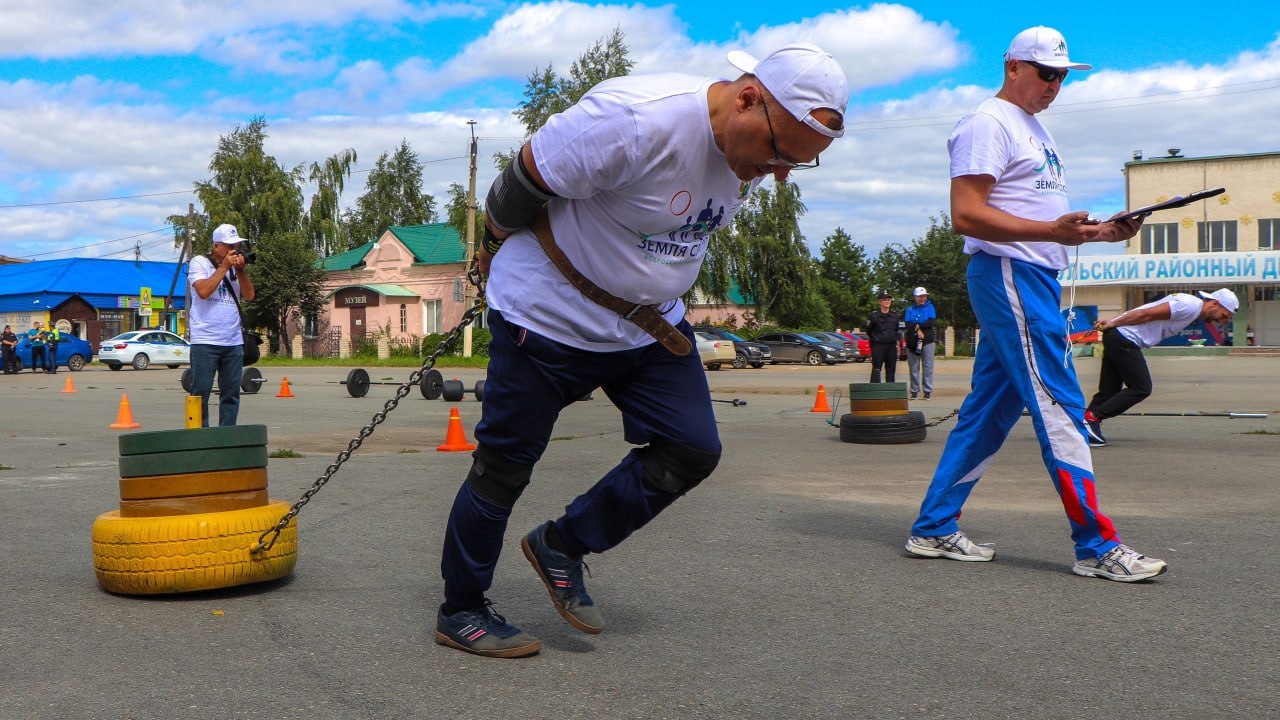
[1,354,1277,719]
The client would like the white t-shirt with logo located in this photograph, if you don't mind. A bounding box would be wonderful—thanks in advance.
[1117,293,1203,348]
[948,97,1072,270]
[486,73,759,351]
[187,255,244,346]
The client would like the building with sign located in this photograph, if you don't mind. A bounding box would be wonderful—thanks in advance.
[307,223,473,353]
[0,258,187,346]
[1059,150,1280,347]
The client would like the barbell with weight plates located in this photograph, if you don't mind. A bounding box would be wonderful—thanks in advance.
[439,378,485,403]
[180,366,265,395]
[337,368,449,400]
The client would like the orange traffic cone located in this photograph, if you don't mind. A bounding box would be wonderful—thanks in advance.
[810,384,831,413]
[62,374,77,394]
[276,376,295,398]
[109,393,141,429]
[437,407,476,452]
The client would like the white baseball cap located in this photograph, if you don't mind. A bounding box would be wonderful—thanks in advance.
[1004,26,1091,70]
[1198,288,1238,314]
[211,223,247,245]
[913,287,928,296]
[727,43,849,138]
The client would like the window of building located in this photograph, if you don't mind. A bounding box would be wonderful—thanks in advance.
[1259,218,1280,251]
[303,312,319,339]
[1197,220,1237,252]
[423,300,441,334]
[399,303,408,333]
[1140,223,1179,254]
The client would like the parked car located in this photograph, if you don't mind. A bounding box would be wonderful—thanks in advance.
[694,331,735,371]
[838,332,872,362]
[692,326,772,369]
[98,330,192,370]
[809,332,857,362]
[13,335,94,372]
[751,332,849,365]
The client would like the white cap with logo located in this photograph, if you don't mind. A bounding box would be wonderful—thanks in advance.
[211,223,247,245]
[913,287,928,296]
[1004,26,1091,70]
[727,43,849,138]
[1198,288,1239,314]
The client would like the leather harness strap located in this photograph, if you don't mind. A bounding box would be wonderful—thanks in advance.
[529,209,692,357]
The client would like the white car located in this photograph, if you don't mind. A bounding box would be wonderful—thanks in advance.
[99,330,192,370]
[695,331,735,371]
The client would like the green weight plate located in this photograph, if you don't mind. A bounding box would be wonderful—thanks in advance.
[849,382,907,392]
[119,425,269,457]
[119,446,270,478]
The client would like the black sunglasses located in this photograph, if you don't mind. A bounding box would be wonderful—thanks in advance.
[760,93,819,170]
[1025,61,1069,83]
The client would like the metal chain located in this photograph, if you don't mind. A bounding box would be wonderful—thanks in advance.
[923,408,959,427]
[252,291,487,555]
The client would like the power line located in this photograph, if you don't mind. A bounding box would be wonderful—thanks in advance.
[0,190,192,210]
[17,227,172,260]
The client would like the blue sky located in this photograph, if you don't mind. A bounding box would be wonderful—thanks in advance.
[1,1,1278,263]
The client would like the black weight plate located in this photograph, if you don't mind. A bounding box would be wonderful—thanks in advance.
[181,368,193,393]
[241,367,263,394]
[442,378,465,402]
[119,445,270,478]
[421,369,444,400]
[346,368,370,398]
[473,380,485,402]
[119,424,269,456]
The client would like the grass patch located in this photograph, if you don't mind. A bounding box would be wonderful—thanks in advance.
[0,464,12,471]
[255,355,490,369]
[1242,429,1280,436]
[550,435,577,442]
[269,448,303,458]
[398,448,421,453]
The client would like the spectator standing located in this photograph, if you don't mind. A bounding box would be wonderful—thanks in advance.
[866,292,900,382]
[26,321,46,374]
[905,26,1166,582]
[187,223,255,427]
[434,44,848,658]
[1083,288,1237,446]
[1,325,17,374]
[44,323,60,373]
[903,287,936,399]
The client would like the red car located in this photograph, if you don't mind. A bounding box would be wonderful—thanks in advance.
[838,332,872,362]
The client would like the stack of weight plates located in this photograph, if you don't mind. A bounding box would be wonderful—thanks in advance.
[91,425,297,595]
[838,382,927,444]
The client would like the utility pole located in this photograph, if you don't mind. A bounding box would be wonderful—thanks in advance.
[163,204,195,335]
[462,120,478,358]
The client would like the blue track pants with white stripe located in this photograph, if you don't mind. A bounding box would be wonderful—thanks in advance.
[910,252,1121,560]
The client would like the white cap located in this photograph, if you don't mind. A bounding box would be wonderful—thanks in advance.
[211,223,246,245]
[1004,26,1091,70]
[727,43,849,138]
[1198,288,1238,314]
[913,286,928,296]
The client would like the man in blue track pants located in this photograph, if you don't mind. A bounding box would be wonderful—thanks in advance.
[905,26,1167,583]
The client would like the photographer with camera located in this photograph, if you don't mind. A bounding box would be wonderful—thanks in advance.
[187,223,255,427]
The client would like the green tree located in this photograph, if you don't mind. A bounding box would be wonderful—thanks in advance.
[496,27,634,168]
[345,140,437,247]
[817,227,876,329]
[305,148,358,256]
[873,213,973,330]
[444,182,485,249]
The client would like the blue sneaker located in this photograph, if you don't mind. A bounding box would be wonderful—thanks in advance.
[1085,417,1107,447]
[434,600,541,658]
[521,522,604,634]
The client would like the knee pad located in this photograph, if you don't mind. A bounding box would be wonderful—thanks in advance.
[641,439,720,496]
[464,447,534,507]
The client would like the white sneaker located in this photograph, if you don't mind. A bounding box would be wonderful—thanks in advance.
[1072,544,1167,582]
[905,531,995,562]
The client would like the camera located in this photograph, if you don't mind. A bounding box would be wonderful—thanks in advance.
[234,243,256,264]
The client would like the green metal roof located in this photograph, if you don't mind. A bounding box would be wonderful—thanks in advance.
[326,283,417,298]
[318,223,466,271]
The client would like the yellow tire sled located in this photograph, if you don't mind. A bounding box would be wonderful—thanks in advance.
[92,500,297,595]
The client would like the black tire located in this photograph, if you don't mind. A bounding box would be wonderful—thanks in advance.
[166,364,180,369]
[838,411,928,444]
[805,350,822,366]
[108,363,122,371]
[706,362,721,371]
[131,353,150,370]
[750,362,765,369]
[732,352,747,370]
[67,354,86,371]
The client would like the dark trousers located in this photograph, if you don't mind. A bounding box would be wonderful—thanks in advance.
[441,309,719,610]
[29,346,45,373]
[46,341,57,372]
[2,347,15,373]
[1088,329,1152,420]
[870,342,897,382]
